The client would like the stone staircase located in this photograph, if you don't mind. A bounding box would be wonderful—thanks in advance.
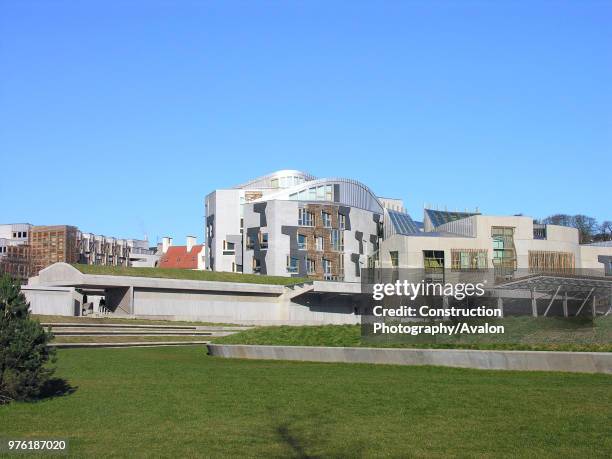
[44,322,251,348]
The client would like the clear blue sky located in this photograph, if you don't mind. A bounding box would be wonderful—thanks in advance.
[1,1,610,244]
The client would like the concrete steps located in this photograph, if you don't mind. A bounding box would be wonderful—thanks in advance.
[50,341,211,349]
[43,321,248,348]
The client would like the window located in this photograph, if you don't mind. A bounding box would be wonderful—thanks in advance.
[423,250,444,271]
[315,236,324,251]
[23,232,27,238]
[246,235,255,250]
[390,251,399,268]
[451,249,488,270]
[223,240,235,255]
[325,185,333,201]
[287,256,299,273]
[252,258,261,273]
[12,232,16,238]
[259,233,269,249]
[271,178,279,188]
[299,208,314,226]
[322,258,332,278]
[322,211,332,228]
[331,229,343,251]
[491,227,516,274]
[306,258,316,274]
[297,234,307,250]
[338,213,346,230]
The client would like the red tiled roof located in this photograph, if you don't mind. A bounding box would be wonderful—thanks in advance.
[158,245,204,269]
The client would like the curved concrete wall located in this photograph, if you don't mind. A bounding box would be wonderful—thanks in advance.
[207,344,612,374]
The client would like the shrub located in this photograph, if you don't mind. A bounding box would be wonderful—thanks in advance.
[0,275,55,403]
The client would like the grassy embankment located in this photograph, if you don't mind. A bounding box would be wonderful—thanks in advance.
[73,264,309,285]
[214,316,612,352]
[1,346,610,457]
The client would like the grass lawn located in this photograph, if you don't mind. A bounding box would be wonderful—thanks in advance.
[73,264,309,285]
[1,347,610,457]
[215,317,612,352]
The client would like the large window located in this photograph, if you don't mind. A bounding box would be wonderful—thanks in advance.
[390,251,399,268]
[259,233,269,249]
[322,258,332,279]
[492,227,516,274]
[451,249,488,270]
[289,184,334,202]
[287,256,299,273]
[338,213,346,230]
[246,235,255,250]
[223,240,235,255]
[297,234,307,250]
[322,211,332,228]
[331,229,343,251]
[315,236,324,251]
[252,258,261,273]
[423,250,444,271]
[299,208,314,226]
[306,258,316,274]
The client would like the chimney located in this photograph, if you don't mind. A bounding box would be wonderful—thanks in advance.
[162,236,173,254]
[186,235,196,252]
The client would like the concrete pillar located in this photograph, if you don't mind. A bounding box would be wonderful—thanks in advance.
[592,295,597,318]
[531,289,538,317]
[497,297,504,318]
[563,291,568,318]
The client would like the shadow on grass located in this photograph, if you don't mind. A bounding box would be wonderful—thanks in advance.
[276,423,310,458]
[38,378,77,400]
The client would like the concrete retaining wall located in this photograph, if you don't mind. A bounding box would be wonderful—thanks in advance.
[207,344,612,374]
[23,286,81,316]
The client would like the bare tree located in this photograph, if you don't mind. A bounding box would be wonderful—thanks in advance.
[572,215,598,244]
[599,221,612,241]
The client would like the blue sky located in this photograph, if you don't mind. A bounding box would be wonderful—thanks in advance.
[1,1,610,244]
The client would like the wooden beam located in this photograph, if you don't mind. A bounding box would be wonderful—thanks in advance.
[576,287,595,316]
[544,285,561,317]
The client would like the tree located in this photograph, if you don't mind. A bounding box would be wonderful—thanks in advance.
[599,221,612,241]
[0,274,55,403]
[572,215,598,244]
[542,214,574,227]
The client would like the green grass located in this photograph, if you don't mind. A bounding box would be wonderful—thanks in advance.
[1,347,610,457]
[73,263,309,285]
[33,314,243,328]
[215,317,612,352]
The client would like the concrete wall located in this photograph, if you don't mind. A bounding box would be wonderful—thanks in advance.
[132,288,361,325]
[205,189,243,273]
[208,344,612,374]
[23,286,82,316]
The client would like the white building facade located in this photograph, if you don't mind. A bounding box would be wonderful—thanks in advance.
[205,170,612,281]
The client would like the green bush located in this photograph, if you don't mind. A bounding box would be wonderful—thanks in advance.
[0,275,55,403]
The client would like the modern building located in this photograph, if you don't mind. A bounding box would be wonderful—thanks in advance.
[205,170,387,282]
[78,232,158,267]
[379,212,612,276]
[158,236,205,270]
[1,222,159,280]
[0,223,33,280]
[29,225,80,275]
[205,170,612,281]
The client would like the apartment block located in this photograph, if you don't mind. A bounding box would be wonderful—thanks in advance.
[29,225,80,274]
